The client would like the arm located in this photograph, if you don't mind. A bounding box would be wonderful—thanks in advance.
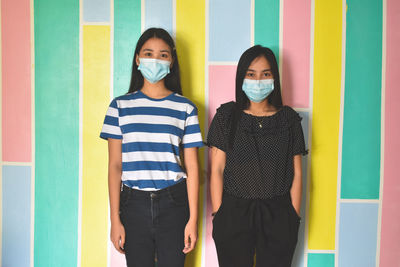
[290,154,302,216]
[108,138,125,254]
[182,147,200,254]
[210,146,226,214]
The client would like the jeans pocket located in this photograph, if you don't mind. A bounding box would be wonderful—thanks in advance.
[119,189,131,213]
[168,188,188,207]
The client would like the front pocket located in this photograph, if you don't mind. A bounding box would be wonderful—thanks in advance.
[288,200,301,221]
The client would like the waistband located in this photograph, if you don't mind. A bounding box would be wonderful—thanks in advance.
[222,191,291,203]
[122,179,187,199]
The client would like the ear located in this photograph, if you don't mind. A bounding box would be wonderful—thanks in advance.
[135,54,140,66]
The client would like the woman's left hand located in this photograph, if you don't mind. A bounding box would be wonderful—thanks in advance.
[183,218,197,254]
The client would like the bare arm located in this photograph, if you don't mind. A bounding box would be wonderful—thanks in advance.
[182,147,200,254]
[290,155,302,216]
[210,147,226,214]
[108,138,125,253]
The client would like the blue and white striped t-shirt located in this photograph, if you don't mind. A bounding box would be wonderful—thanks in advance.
[100,90,203,191]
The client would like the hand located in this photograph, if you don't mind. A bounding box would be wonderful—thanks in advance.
[183,219,197,254]
[110,220,125,254]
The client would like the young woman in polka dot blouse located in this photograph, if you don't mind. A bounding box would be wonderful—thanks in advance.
[207,45,308,267]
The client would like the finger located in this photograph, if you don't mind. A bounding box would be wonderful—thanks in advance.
[120,233,125,250]
[187,236,197,253]
[113,240,125,254]
[183,234,190,253]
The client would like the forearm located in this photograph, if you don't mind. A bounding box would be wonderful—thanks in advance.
[290,174,302,214]
[186,171,199,222]
[210,171,223,213]
[290,155,302,214]
[184,147,200,222]
[109,165,122,223]
[210,147,225,213]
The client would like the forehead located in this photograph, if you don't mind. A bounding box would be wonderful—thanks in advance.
[248,56,271,70]
[140,37,171,52]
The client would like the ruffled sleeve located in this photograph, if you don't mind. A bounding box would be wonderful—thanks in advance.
[284,106,308,156]
[206,102,235,152]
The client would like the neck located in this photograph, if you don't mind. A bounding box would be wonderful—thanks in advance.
[246,99,276,116]
[141,79,171,98]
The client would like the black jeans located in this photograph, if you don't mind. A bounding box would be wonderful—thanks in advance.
[212,193,300,267]
[119,180,189,267]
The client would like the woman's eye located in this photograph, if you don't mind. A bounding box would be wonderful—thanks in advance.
[263,73,271,77]
[161,54,169,58]
[144,52,152,57]
[246,73,254,77]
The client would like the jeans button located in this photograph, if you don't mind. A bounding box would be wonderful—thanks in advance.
[150,193,156,199]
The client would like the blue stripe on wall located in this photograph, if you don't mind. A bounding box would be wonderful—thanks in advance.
[83,0,110,22]
[2,165,31,267]
[144,0,173,34]
[209,0,251,61]
[338,202,379,267]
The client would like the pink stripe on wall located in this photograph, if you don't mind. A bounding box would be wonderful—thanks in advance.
[281,0,311,108]
[380,0,400,266]
[206,65,236,266]
[1,0,31,162]
[110,246,126,267]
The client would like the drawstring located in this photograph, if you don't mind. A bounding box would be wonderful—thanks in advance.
[239,199,273,230]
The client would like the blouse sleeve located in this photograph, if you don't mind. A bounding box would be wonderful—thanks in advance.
[100,98,123,140]
[291,113,308,156]
[181,105,204,148]
[207,110,227,152]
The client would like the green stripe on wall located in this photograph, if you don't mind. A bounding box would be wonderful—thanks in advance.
[308,253,335,267]
[254,0,280,61]
[341,0,382,199]
[34,1,79,266]
[114,0,141,97]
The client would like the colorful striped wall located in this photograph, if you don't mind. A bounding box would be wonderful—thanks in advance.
[1,0,399,266]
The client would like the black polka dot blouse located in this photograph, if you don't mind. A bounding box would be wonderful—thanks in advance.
[207,103,308,199]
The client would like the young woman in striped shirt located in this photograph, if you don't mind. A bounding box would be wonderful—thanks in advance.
[100,28,203,267]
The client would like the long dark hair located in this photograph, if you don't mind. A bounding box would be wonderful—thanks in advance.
[235,45,283,110]
[127,28,182,94]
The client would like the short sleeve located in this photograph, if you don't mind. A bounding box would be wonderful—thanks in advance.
[181,106,204,148]
[207,111,227,152]
[291,114,308,156]
[100,98,123,140]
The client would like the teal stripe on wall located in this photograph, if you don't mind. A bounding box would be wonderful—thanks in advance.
[341,0,382,199]
[254,0,280,62]
[114,0,141,97]
[34,1,80,266]
[308,253,335,267]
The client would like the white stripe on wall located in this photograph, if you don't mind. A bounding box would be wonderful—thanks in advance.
[376,0,387,266]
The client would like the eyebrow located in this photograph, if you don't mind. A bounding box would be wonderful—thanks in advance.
[142,48,171,54]
[247,68,271,72]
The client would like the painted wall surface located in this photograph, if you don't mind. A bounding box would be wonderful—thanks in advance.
[1,0,399,267]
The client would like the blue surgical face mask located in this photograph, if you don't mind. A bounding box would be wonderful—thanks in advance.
[138,58,171,84]
[242,79,274,103]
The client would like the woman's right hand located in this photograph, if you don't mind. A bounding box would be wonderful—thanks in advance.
[111,220,126,254]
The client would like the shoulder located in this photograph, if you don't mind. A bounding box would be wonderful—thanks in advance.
[112,92,139,104]
[169,93,199,115]
[280,105,302,124]
[216,101,236,118]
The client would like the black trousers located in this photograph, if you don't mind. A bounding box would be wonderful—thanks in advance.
[119,180,189,267]
[212,193,300,267]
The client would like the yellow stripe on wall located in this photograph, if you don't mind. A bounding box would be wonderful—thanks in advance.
[308,0,342,250]
[82,25,110,267]
[176,1,205,266]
